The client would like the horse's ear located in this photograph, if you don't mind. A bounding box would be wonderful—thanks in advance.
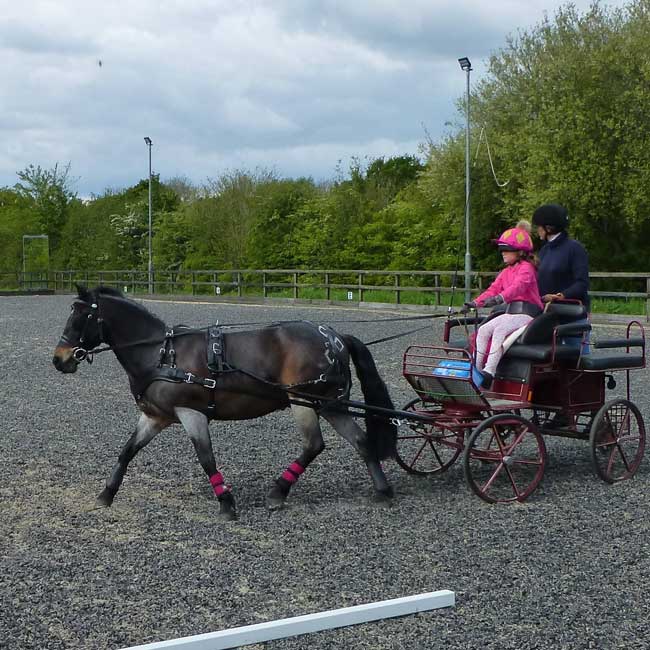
[75,284,91,302]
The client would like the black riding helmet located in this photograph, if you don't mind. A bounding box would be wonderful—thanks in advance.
[532,203,569,230]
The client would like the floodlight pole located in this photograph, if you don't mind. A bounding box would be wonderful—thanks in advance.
[458,57,472,302]
[144,137,153,294]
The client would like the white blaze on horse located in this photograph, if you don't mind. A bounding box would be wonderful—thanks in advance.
[52,286,397,519]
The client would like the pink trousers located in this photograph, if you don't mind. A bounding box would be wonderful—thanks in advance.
[475,313,533,376]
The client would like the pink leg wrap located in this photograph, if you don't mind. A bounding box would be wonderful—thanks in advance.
[209,471,231,497]
[281,461,305,484]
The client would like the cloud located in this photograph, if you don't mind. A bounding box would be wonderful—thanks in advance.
[0,0,631,195]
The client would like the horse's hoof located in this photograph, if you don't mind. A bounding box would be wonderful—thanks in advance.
[218,508,237,522]
[266,496,286,511]
[266,482,289,511]
[373,488,394,507]
[95,489,114,508]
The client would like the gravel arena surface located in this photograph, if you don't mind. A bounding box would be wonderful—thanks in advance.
[2,293,650,650]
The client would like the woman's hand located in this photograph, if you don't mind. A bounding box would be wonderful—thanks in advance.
[542,292,564,303]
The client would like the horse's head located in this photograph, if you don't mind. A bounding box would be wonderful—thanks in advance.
[52,285,106,373]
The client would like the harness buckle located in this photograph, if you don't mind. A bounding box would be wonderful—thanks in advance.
[204,378,217,389]
[184,372,195,384]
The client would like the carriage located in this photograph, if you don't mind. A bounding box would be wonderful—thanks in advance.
[394,301,647,503]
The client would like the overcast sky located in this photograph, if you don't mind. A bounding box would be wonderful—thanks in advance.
[1,0,630,196]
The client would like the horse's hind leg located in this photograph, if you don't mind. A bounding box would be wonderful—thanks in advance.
[96,413,170,508]
[322,411,393,502]
[267,404,325,510]
[175,407,236,521]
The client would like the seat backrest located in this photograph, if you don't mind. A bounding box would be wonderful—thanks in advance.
[545,302,587,323]
[517,311,560,344]
[516,302,587,345]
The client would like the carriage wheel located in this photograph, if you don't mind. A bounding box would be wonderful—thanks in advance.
[590,399,646,484]
[394,399,464,475]
[463,413,546,503]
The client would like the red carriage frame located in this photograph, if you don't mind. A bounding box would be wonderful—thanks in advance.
[396,301,647,503]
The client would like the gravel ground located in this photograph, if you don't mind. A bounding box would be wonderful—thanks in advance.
[2,294,650,650]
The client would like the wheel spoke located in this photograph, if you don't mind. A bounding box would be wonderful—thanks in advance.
[481,462,506,493]
[502,463,521,499]
[428,438,445,468]
[408,439,429,468]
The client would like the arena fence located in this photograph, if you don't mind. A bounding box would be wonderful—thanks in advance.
[2,269,650,317]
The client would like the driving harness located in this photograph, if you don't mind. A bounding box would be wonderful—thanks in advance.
[132,322,350,413]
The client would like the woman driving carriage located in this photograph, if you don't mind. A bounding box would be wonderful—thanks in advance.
[461,225,542,390]
[532,203,590,309]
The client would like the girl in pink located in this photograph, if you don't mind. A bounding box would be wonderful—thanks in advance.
[463,225,543,389]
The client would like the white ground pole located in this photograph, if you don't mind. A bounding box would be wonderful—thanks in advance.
[121,590,455,650]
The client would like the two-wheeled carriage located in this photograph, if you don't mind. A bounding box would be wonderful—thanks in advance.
[395,302,647,503]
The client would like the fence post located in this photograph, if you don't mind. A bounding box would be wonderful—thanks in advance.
[325,272,330,301]
[263,272,267,298]
[237,272,242,297]
[358,272,363,302]
[395,274,400,305]
[191,272,196,296]
[435,274,440,306]
[646,277,650,322]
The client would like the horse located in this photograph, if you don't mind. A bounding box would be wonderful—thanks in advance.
[52,286,397,520]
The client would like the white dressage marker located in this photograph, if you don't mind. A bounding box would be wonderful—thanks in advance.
[122,590,455,650]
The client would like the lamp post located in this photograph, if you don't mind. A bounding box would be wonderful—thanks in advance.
[458,56,472,302]
[144,136,153,294]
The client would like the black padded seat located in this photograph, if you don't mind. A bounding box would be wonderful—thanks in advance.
[505,343,581,363]
[578,354,644,371]
[502,302,589,364]
[516,303,588,346]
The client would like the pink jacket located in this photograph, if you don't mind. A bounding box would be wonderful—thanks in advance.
[475,260,543,308]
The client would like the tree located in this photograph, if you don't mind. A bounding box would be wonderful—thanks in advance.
[13,163,77,251]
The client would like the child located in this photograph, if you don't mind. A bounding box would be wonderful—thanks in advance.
[462,224,543,390]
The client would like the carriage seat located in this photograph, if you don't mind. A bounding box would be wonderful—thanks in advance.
[504,303,589,364]
[577,336,645,371]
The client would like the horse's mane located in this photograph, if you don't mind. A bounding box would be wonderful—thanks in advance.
[77,285,165,326]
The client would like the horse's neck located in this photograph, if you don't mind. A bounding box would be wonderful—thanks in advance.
[100,297,166,376]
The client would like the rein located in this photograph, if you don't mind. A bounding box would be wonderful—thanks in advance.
[69,297,461,365]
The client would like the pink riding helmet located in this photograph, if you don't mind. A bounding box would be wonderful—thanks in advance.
[493,227,533,253]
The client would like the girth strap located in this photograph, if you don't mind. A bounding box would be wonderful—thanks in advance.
[133,366,217,400]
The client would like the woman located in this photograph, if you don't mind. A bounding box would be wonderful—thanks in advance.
[532,203,589,309]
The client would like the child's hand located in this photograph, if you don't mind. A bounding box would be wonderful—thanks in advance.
[482,295,504,308]
[460,301,477,314]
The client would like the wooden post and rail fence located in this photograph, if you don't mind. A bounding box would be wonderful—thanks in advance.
[3,268,650,319]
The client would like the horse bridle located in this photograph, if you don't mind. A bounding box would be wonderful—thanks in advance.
[59,301,106,364]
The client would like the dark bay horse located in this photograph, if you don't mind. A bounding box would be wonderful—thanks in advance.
[52,286,397,520]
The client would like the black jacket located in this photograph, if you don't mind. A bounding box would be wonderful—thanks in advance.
[537,231,590,308]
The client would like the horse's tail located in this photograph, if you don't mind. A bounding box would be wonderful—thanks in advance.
[341,334,397,461]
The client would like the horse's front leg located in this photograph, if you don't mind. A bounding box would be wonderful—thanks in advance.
[96,413,170,508]
[267,404,325,510]
[322,411,393,503]
[175,407,236,521]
